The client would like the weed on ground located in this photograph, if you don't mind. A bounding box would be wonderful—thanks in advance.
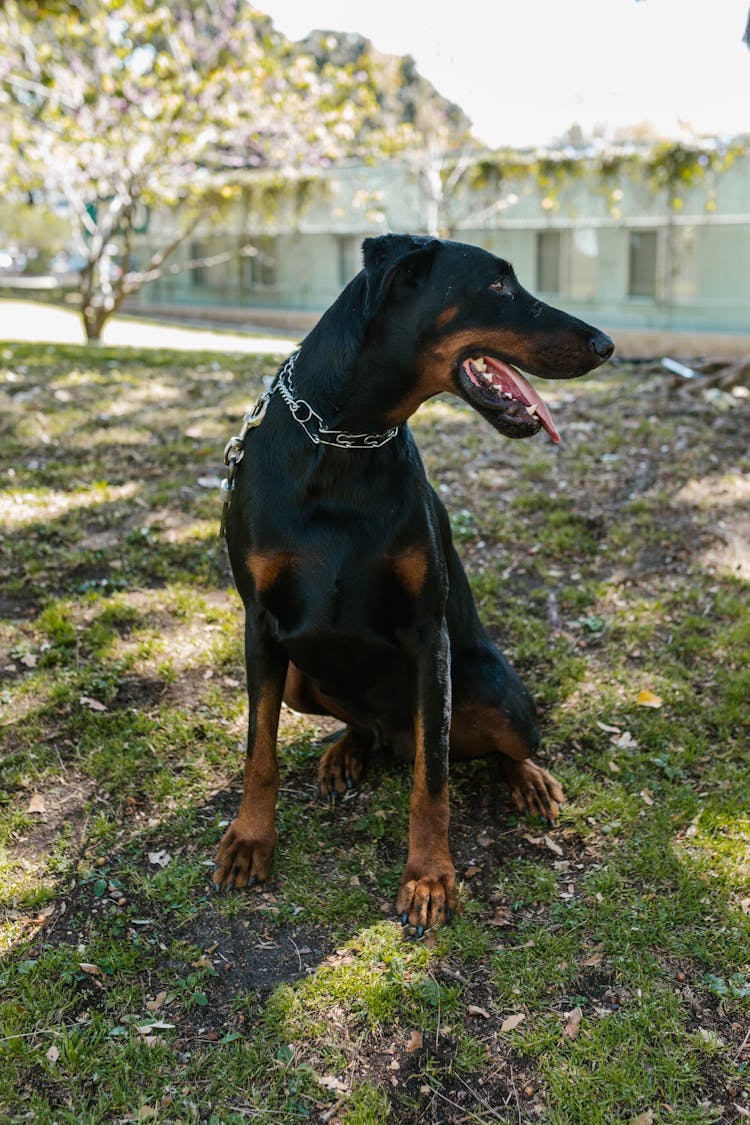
[1,341,749,1123]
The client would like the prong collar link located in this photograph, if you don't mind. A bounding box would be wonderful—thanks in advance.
[219,350,399,535]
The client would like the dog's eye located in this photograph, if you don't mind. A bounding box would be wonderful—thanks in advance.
[490,280,511,295]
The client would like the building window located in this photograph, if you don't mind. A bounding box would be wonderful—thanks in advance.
[568,228,598,301]
[337,236,361,288]
[670,226,699,300]
[628,230,658,297]
[191,240,208,286]
[536,230,561,293]
[250,236,277,288]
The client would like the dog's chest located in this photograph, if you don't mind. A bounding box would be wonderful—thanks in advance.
[246,537,430,642]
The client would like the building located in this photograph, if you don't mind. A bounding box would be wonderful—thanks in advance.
[128,145,750,343]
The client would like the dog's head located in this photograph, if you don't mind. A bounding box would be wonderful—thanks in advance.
[361,234,614,441]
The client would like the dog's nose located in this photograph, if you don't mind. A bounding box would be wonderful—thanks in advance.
[591,331,615,361]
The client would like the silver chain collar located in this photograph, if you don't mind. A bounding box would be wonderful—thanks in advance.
[275,352,400,449]
[219,350,399,536]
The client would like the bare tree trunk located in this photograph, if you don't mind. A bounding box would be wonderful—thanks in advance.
[82,302,109,342]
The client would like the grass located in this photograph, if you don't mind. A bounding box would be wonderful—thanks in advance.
[1,340,749,1122]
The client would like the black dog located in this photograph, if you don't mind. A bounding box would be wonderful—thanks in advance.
[214,234,613,933]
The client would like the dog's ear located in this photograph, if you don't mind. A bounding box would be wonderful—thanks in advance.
[362,234,438,318]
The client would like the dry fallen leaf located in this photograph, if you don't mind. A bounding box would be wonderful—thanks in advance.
[500,1013,525,1033]
[563,1006,583,1039]
[145,991,168,1012]
[139,1035,164,1049]
[20,652,38,668]
[27,794,46,814]
[463,865,482,879]
[318,1074,349,1093]
[467,1005,490,1020]
[78,963,101,976]
[640,789,655,806]
[46,1045,60,1064]
[612,730,638,749]
[80,695,107,712]
[489,905,513,927]
[628,1113,655,1125]
[544,835,563,857]
[405,1029,424,1052]
[636,689,663,709]
[596,720,621,734]
[148,850,171,868]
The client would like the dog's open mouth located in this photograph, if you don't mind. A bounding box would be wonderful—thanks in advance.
[459,357,561,444]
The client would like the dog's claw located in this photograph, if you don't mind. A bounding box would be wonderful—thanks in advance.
[416,924,424,938]
[401,912,409,926]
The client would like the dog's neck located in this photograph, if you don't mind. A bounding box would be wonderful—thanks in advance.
[291,274,419,434]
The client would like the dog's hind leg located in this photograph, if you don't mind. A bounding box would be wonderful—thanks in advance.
[283,664,373,801]
[318,726,371,801]
[448,643,566,820]
[283,663,331,716]
[487,753,564,821]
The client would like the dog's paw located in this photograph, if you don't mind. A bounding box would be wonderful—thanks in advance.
[505,759,565,822]
[396,868,457,936]
[318,737,365,802]
[212,819,278,892]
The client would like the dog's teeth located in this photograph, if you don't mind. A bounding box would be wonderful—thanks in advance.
[526,403,538,416]
[472,357,487,372]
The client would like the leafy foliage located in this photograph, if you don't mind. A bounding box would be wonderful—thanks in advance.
[0,2,382,338]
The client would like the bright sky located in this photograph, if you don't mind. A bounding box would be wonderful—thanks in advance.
[259,0,750,148]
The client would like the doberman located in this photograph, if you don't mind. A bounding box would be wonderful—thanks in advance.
[214,234,614,934]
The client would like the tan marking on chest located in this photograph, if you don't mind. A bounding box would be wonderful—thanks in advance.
[246,551,297,591]
[390,547,429,595]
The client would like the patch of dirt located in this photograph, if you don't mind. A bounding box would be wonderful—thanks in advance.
[11,770,97,864]
[181,914,334,1021]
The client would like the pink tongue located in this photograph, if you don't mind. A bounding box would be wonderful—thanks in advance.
[479,358,560,444]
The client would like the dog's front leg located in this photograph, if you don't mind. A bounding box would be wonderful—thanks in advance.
[213,611,288,892]
[396,621,457,934]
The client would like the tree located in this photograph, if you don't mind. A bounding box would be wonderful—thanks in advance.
[0,1,379,340]
[292,31,478,237]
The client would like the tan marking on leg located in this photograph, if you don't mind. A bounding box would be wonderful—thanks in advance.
[318,728,367,799]
[213,679,283,890]
[390,547,428,596]
[283,664,330,715]
[449,701,533,762]
[503,758,565,821]
[396,710,456,931]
